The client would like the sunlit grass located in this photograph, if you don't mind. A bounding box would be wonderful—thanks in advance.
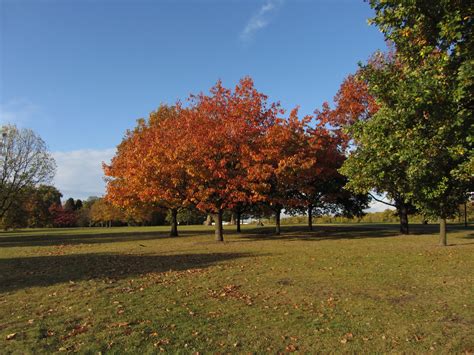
[1,223,473,353]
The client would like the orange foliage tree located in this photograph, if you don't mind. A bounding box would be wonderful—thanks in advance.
[178,77,280,241]
[256,108,314,234]
[292,123,346,231]
[104,105,190,236]
[316,73,378,146]
[89,198,124,227]
[104,76,369,239]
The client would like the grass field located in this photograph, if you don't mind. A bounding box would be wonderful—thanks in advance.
[1,223,473,353]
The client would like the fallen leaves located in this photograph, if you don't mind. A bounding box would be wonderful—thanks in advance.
[46,244,70,256]
[340,332,353,344]
[6,333,16,340]
[61,323,89,340]
[285,344,298,352]
[208,284,253,305]
[110,321,130,328]
[153,338,170,348]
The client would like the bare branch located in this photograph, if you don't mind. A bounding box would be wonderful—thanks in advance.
[0,125,56,219]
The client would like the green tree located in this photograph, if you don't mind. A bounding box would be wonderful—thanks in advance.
[76,197,100,227]
[64,197,76,212]
[75,199,83,210]
[317,71,412,233]
[364,1,473,245]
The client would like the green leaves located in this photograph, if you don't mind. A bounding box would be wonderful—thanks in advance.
[345,1,473,224]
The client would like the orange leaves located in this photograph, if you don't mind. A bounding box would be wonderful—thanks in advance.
[315,73,378,147]
[175,77,280,213]
[257,107,319,208]
[104,105,189,212]
[104,76,348,230]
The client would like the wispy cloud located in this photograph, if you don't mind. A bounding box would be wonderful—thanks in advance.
[52,148,116,200]
[240,0,283,43]
[0,99,40,126]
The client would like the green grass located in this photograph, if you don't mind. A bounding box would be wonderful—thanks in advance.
[1,223,473,353]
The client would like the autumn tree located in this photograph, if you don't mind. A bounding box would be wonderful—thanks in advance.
[76,196,100,227]
[317,73,378,143]
[293,123,369,231]
[179,77,280,241]
[104,105,189,236]
[123,203,165,226]
[0,185,62,229]
[255,108,314,234]
[89,198,124,227]
[49,203,77,227]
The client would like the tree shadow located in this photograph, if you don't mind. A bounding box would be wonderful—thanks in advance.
[0,229,214,248]
[0,252,253,294]
[461,233,474,239]
[1,224,471,248]
[237,223,474,242]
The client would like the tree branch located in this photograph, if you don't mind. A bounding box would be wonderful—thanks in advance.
[368,192,397,207]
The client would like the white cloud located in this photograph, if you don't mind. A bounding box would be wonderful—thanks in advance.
[52,148,116,200]
[365,200,396,213]
[240,0,283,43]
[0,99,40,126]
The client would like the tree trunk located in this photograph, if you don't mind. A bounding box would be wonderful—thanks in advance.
[308,204,313,231]
[464,202,468,227]
[275,208,281,235]
[398,204,409,234]
[170,208,178,237]
[204,214,213,226]
[439,218,447,246]
[236,211,241,233]
[213,209,224,242]
[230,212,236,225]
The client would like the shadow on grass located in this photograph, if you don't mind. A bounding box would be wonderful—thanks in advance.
[237,223,474,242]
[0,229,213,248]
[461,232,474,239]
[1,224,472,248]
[0,252,252,293]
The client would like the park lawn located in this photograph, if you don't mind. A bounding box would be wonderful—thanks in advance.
[0,224,473,353]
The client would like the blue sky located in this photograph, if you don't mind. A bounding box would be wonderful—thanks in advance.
[0,0,389,204]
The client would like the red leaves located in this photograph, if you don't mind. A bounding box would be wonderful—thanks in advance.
[48,204,77,227]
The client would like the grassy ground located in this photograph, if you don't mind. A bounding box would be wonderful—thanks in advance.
[1,223,473,353]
